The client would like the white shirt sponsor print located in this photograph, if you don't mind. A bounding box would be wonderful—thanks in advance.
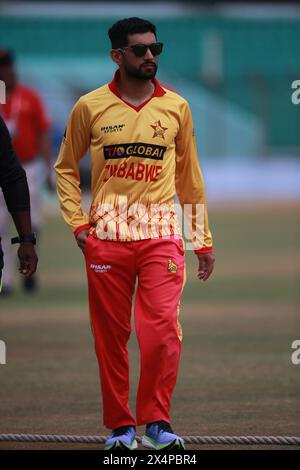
[90,263,112,274]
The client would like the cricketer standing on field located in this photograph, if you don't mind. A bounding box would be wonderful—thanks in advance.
[0,116,38,292]
[55,17,215,451]
[0,49,52,294]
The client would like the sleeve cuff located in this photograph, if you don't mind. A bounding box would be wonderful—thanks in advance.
[194,246,213,255]
[73,224,91,237]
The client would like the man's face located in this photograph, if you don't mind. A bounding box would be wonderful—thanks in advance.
[0,64,16,91]
[117,32,159,80]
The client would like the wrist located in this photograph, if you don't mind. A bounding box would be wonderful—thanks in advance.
[74,224,90,238]
[11,233,37,245]
[194,246,213,255]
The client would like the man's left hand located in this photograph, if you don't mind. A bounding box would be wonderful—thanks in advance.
[196,252,215,281]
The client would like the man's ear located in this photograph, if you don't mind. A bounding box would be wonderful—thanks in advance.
[110,49,123,67]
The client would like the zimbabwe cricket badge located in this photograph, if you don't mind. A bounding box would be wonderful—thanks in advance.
[150,120,168,139]
[168,259,178,273]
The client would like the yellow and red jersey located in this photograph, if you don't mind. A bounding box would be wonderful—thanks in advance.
[54,69,213,253]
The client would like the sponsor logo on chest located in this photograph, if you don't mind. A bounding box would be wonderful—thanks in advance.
[101,124,125,133]
[104,142,167,160]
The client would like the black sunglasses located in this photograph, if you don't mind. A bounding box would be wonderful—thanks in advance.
[118,42,163,58]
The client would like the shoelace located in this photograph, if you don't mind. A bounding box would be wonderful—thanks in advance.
[112,425,135,437]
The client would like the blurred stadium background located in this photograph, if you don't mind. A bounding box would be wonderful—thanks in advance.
[0,0,299,450]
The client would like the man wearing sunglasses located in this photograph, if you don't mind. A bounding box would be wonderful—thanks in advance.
[55,17,214,451]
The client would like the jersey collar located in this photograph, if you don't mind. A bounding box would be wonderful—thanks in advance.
[108,68,166,112]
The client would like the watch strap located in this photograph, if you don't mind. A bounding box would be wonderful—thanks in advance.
[11,233,37,245]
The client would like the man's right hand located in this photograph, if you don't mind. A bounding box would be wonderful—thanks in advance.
[18,242,38,277]
[76,229,89,252]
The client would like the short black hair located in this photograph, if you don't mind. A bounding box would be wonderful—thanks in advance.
[0,49,14,66]
[108,17,157,49]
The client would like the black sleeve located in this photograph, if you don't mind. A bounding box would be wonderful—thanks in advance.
[0,116,30,212]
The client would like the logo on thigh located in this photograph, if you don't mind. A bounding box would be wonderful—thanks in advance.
[168,259,178,273]
[90,263,112,274]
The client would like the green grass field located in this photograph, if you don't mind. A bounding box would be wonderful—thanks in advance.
[0,201,299,450]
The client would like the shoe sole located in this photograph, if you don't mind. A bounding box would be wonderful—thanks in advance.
[104,439,138,451]
[142,436,185,451]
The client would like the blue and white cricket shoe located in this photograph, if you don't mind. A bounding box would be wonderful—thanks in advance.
[142,420,185,450]
[104,425,138,450]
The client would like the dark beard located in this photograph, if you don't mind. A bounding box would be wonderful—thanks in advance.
[124,61,157,80]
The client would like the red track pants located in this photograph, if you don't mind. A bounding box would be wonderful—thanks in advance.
[84,234,186,429]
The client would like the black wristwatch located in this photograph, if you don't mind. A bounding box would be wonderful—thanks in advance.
[11,233,37,245]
